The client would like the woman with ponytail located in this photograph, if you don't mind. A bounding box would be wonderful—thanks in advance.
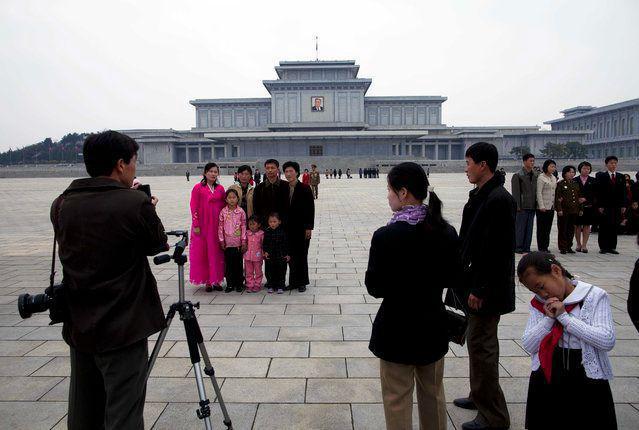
[366,162,460,430]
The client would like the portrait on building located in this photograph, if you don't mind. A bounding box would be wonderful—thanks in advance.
[311,96,324,112]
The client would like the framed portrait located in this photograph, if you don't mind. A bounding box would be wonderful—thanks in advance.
[311,96,324,112]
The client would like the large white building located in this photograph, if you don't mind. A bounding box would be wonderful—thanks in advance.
[123,59,591,168]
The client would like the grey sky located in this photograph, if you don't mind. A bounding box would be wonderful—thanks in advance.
[1,0,638,152]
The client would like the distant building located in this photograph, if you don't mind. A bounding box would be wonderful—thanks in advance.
[544,98,639,159]
[122,59,590,166]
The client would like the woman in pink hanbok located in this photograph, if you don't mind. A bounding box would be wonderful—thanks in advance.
[189,163,226,292]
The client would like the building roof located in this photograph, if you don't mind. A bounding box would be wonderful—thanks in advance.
[203,130,429,140]
[365,96,447,103]
[545,98,639,124]
[190,98,270,106]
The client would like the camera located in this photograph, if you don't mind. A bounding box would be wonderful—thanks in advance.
[18,283,69,325]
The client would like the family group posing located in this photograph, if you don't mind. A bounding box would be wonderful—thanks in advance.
[188,160,314,293]
[367,143,620,430]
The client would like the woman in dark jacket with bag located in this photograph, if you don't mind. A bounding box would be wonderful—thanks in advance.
[366,162,460,430]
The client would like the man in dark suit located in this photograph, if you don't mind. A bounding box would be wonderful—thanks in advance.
[281,161,315,292]
[595,156,628,254]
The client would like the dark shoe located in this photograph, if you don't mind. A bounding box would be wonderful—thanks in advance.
[582,248,588,253]
[609,250,619,254]
[576,247,582,252]
[461,418,508,430]
[298,285,307,293]
[235,285,244,292]
[567,249,576,254]
[599,249,608,254]
[453,397,477,410]
[205,285,213,293]
[560,250,567,254]
[213,284,223,291]
[224,286,233,293]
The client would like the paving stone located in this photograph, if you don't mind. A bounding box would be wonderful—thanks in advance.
[0,356,52,376]
[230,304,286,315]
[238,341,309,358]
[310,341,373,357]
[340,303,380,314]
[0,376,63,401]
[312,314,372,327]
[0,339,44,356]
[186,357,270,378]
[306,378,382,403]
[0,401,67,430]
[253,403,352,429]
[284,304,340,314]
[352,403,455,430]
[268,358,347,378]
[343,325,372,340]
[213,326,279,341]
[220,378,306,403]
[252,314,311,327]
[152,402,257,430]
[314,294,366,304]
[165,341,241,358]
[278,326,343,341]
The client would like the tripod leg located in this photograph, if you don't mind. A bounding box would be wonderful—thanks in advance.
[199,342,233,430]
[184,312,215,429]
[146,306,176,382]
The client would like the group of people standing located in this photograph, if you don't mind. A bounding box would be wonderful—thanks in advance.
[367,143,619,430]
[513,154,634,255]
[188,160,314,293]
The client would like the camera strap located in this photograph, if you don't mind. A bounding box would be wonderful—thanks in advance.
[50,195,64,289]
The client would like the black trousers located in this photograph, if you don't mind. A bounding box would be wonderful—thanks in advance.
[68,339,148,430]
[598,207,621,251]
[224,247,244,288]
[288,230,310,288]
[535,210,554,251]
[265,259,287,289]
[467,314,510,428]
[557,214,577,251]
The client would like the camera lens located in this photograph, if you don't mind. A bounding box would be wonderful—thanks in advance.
[18,293,51,319]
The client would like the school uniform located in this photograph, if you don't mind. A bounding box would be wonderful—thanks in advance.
[522,281,617,429]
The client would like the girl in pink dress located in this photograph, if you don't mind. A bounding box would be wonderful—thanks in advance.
[189,163,226,292]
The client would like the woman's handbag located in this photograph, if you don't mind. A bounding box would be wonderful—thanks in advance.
[445,289,468,346]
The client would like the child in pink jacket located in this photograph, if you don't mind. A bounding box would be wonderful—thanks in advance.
[244,215,265,292]
[218,189,247,292]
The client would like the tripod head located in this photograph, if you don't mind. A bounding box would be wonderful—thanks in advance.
[154,230,189,266]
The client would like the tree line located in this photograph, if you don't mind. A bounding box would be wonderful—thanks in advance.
[0,133,89,165]
[510,141,588,159]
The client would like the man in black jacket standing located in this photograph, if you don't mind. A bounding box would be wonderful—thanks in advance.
[453,142,515,430]
[253,159,284,226]
[52,131,168,429]
[595,155,627,254]
[281,161,315,292]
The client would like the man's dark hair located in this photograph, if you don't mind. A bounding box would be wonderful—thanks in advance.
[561,165,576,179]
[265,159,279,168]
[83,131,139,177]
[465,142,498,173]
[605,155,618,164]
[577,161,592,173]
[311,164,317,168]
[237,165,252,175]
[522,153,535,162]
[283,161,300,175]
[542,159,556,174]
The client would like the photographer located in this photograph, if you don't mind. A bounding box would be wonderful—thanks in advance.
[53,130,167,429]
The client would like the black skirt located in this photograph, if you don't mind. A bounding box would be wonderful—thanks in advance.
[525,348,617,430]
[575,206,595,226]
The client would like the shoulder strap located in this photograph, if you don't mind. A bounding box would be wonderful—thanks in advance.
[50,195,64,288]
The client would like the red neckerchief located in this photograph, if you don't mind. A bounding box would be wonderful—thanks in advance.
[530,298,580,383]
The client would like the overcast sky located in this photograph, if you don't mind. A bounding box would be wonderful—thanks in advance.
[1,0,638,152]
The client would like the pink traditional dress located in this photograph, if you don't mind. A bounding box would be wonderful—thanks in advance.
[189,181,226,286]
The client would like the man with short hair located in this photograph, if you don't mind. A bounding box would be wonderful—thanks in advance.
[281,161,315,292]
[595,155,627,254]
[53,130,168,429]
[309,164,321,199]
[253,159,284,226]
[228,165,255,218]
[511,153,538,253]
[453,142,514,430]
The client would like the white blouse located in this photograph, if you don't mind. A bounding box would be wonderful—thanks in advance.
[521,281,615,380]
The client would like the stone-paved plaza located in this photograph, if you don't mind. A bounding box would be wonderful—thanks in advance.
[0,173,638,429]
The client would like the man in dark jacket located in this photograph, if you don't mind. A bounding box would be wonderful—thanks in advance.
[511,153,538,253]
[453,142,515,430]
[253,159,284,226]
[53,131,168,429]
[595,156,628,254]
[281,161,315,292]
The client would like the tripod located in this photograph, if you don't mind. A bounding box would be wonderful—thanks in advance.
[146,230,233,430]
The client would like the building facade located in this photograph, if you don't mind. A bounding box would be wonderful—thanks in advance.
[123,60,591,167]
[544,99,639,159]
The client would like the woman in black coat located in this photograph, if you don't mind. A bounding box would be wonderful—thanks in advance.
[366,162,460,430]
[574,161,597,252]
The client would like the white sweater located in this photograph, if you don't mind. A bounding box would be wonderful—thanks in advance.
[521,281,615,380]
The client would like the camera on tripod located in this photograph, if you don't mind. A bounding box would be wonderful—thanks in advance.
[17,283,68,324]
